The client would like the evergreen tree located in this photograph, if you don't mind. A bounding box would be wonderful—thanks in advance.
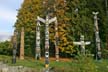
[67,0,94,55]
[15,0,42,56]
[14,0,108,58]
[41,0,74,56]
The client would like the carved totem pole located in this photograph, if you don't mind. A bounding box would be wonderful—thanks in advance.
[35,19,41,60]
[92,12,101,60]
[55,19,59,61]
[36,15,57,68]
[20,27,24,60]
[12,31,17,64]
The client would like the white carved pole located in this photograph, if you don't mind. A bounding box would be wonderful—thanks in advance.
[45,15,50,68]
[35,18,41,60]
[73,35,91,55]
[37,15,57,68]
[92,12,101,60]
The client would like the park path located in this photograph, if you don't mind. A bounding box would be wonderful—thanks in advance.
[0,62,36,72]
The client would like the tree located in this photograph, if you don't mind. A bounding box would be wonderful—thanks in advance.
[14,0,108,58]
[15,0,42,56]
[0,41,12,55]
[44,0,75,56]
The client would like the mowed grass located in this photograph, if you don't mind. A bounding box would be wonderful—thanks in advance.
[0,55,108,72]
[0,55,72,71]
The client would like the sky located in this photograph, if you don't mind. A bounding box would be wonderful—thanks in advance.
[0,0,24,41]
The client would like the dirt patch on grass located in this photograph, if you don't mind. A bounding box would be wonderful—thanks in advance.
[38,57,72,62]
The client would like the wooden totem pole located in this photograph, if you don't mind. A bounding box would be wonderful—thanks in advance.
[35,19,41,60]
[12,31,17,64]
[37,15,57,68]
[92,12,101,60]
[20,27,24,60]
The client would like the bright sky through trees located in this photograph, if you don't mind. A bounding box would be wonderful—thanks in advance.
[0,0,23,41]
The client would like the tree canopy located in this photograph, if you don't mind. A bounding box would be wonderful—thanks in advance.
[13,0,108,58]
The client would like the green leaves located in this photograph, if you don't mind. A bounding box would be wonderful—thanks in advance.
[0,41,12,55]
[15,0,42,56]
[14,0,107,57]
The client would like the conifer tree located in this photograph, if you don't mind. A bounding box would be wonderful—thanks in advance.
[14,0,108,58]
[41,0,75,55]
[15,0,42,56]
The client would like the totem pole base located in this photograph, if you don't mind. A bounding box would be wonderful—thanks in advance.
[45,64,49,68]
[12,58,16,64]
[20,57,24,60]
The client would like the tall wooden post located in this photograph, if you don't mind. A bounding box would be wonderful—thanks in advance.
[37,15,57,68]
[92,12,101,60]
[12,31,17,64]
[45,15,50,68]
[35,19,41,60]
[20,27,24,60]
[55,19,59,61]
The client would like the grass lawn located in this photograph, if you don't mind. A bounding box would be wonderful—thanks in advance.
[0,55,108,72]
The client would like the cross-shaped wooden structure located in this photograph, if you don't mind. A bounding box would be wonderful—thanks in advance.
[73,35,91,55]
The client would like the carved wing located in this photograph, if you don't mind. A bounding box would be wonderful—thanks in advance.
[37,16,45,23]
[73,42,81,45]
[92,12,99,15]
[49,17,57,24]
[85,42,91,45]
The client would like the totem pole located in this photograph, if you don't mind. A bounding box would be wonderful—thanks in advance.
[35,19,41,60]
[20,27,24,60]
[92,12,101,60]
[37,15,57,68]
[12,31,17,64]
[55,19,59,61]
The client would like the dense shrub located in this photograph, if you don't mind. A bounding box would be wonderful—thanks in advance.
[0,41,13,55]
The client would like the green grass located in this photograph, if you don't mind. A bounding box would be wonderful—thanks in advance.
[94,60,108,72]
[0,55,108,72]
[0,55,72,71]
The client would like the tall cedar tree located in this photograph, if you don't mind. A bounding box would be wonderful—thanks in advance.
[67,0,94,54]
[15,0,42,56]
